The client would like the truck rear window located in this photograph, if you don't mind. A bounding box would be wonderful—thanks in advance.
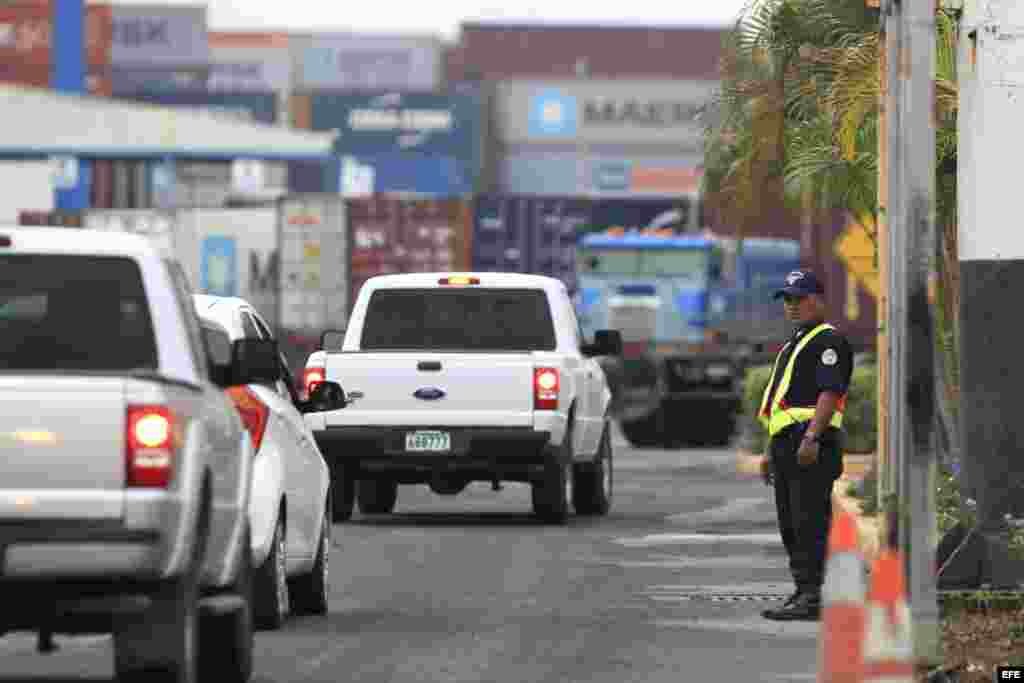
[0,254,159,371]
[361,288,558,351]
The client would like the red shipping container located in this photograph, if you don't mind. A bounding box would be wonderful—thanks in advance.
[0,61,113,95]
[90,159,114,209]
[400,199,458,273]
[0,2,112,68]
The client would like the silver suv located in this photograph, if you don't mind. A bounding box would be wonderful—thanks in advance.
[0,227,284,683]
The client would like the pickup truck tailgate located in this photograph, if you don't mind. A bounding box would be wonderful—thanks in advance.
[0,377,126,519]
[325,353,535,427]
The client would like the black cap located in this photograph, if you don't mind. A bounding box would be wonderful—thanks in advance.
[774,269,825,299]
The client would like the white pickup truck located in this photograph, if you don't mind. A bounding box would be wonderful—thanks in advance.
[303,272,623,524]
[0,227,289,682]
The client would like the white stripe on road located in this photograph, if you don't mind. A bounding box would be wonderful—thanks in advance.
[613,533,783,547]
[665,497,769,524]
[652,616,819,639]
[0,634,108,653]
[644,583,792,594]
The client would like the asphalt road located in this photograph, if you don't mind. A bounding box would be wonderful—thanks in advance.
[0,430,824,683]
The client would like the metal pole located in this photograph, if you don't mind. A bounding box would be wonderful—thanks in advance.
[896,0,943,665]
[883,0,904,547]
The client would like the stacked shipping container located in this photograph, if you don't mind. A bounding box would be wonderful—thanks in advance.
[347,197,472,310]
[0,2,113,95]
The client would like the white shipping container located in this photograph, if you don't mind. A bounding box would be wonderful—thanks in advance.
[181,208,279,327]
[277,194,350,333]
[82,210,200,288]
[82,201,351,338]
[0,161,55,224]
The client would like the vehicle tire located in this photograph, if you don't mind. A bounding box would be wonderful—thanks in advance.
[573,425,613,516]
[357,479,398,515]
[289,501,331,616]
[254,514,289,631]
[329,463,355,523]
[199,524,254,683]
[532,426,572,524]
[114,486,209,683]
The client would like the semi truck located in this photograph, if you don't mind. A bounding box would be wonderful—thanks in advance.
[574,228,802,448]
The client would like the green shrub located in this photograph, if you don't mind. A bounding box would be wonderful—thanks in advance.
[739,362,878,454]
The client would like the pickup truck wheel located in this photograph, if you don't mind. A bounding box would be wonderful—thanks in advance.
[289,503,331,616]
[357,479,398,515]
[573,427,613,516]
[254,515,289,630]
[114,485,209,683]
[199,524,254,683]
[115,573,199,683]
[329,464,355,522]
[532,428,572,524]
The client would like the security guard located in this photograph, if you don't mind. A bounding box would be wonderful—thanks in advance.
[758,269,853,621]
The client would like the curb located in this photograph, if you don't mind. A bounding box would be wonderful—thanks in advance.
[736,449,881,565]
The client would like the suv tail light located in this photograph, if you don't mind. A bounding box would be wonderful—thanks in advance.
[126,405,178,488]
[534,367,559,410]
[227,386,270,453]
[303,366,326,401]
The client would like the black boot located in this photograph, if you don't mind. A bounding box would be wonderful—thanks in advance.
[760,590,801,619]
[762,592,821,621]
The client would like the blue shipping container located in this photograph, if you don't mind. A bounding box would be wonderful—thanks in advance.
[472,197,530,273]
[327,153,472,198]
[471,195,595,290]
[528,198,591,292]
[583,198,695,234]
[472,196,710,291]
[310,91,483,193]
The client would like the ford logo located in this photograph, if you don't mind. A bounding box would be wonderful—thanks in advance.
[413,387,446,401]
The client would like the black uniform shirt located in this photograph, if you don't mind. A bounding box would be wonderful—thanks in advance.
[765,320,854,416]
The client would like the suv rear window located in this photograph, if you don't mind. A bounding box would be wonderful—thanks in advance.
[0,254,159,371]
[361,288,557,351]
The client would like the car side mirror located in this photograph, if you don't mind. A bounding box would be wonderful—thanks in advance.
[585,329,623,357]
[300,380,348,413]
[320,329,345,352]
[229,338,282,386]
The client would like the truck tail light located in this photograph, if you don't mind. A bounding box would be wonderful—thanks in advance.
[303,366,325,401]
[126,405,178,488]
[226,386,270,453]
[534,367,559,410]
[439,276,480,285]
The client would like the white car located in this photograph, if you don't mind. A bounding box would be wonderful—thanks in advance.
[194,295,333,630]
[304,272,621,524]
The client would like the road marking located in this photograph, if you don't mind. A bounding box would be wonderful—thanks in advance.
[652,616,819,638]
[613,533,783,547]
[584,552,784,569]
[0,634,108,653]
[665,497,769,524]
[644,582,792,594]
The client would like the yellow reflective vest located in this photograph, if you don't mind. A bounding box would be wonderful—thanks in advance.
[758,322,846,438]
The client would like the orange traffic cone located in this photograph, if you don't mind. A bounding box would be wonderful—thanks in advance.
[817,505,867,683]
[862,548,915,683]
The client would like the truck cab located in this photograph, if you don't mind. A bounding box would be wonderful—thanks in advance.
[574,230,800,448]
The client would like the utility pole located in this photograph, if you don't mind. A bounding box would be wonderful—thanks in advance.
[883,0,942,665]
[873,0,891,545]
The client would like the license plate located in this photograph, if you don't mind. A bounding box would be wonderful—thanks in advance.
[405,430,450,452]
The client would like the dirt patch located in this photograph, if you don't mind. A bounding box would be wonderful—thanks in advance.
[918,607,1024,681]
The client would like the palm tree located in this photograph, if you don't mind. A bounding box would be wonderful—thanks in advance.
[704,0,962,460]
[704,0,879,238]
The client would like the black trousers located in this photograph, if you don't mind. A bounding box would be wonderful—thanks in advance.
[769,425,844,595]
